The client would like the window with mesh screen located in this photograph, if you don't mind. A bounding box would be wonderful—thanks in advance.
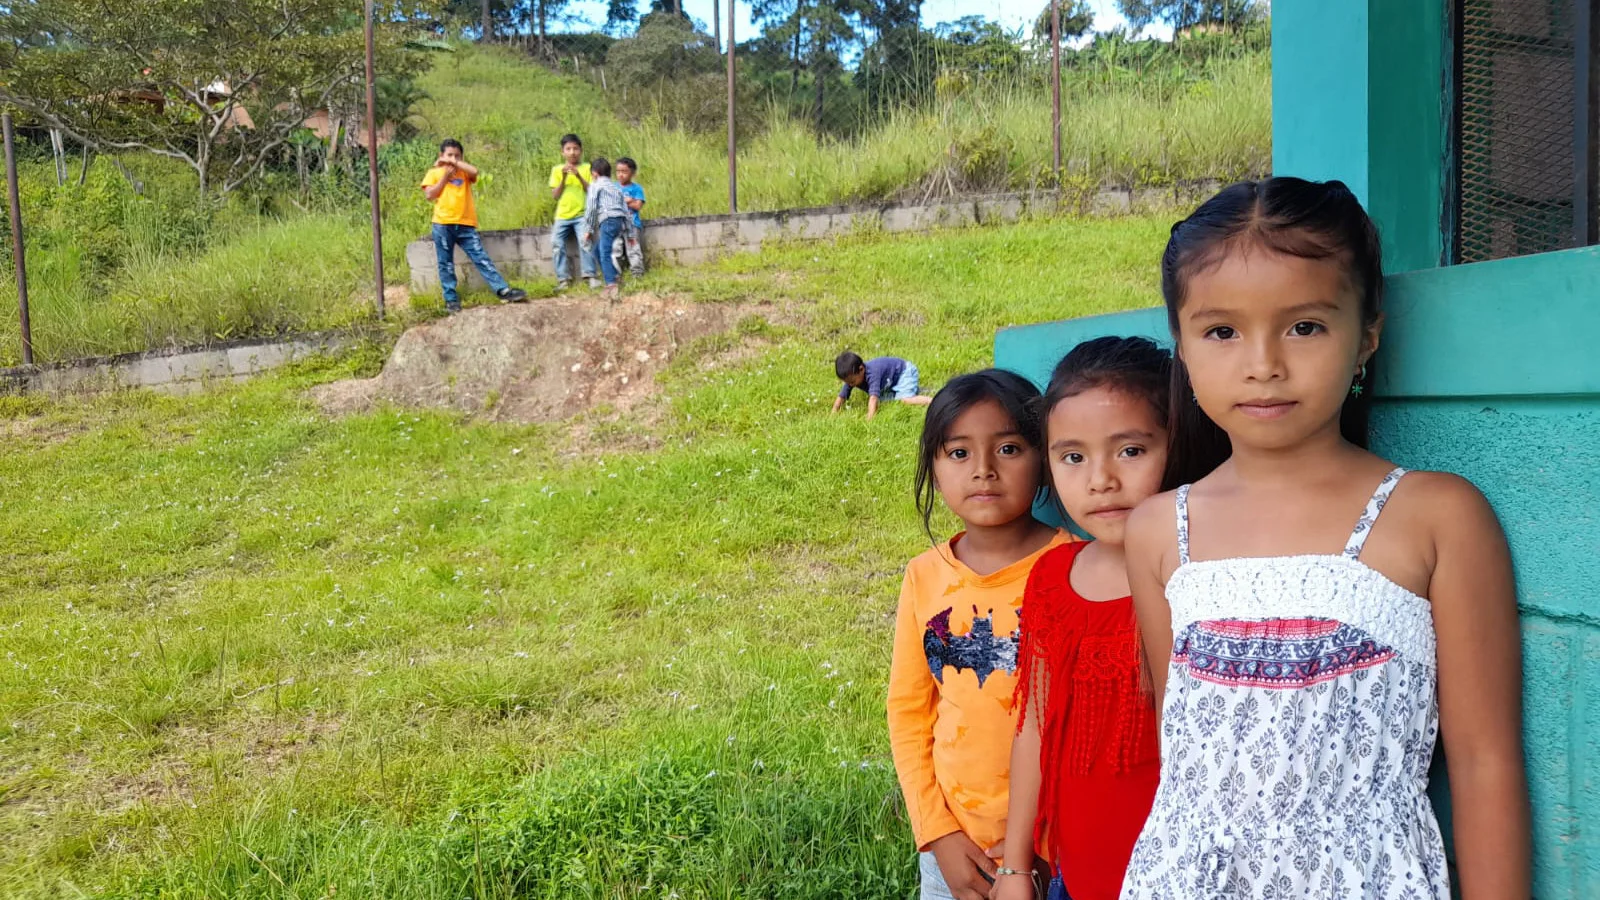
[1455,0,1599,263]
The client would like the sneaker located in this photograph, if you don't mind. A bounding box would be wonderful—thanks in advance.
[497,287,529,303]
[602,284,620,302]
[444,304,462,315]
[555,279,570,292]
[587,277,601,290]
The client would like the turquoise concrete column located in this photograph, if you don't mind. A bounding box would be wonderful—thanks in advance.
[1272,0,1449,272]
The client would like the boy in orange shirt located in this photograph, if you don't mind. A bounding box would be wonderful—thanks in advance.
[421,138,527,313]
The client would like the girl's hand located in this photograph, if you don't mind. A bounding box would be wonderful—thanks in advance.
[928,832,998,900]
[989,873,1037,900]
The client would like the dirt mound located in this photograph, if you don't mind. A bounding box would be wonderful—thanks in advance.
[313,293,768,423]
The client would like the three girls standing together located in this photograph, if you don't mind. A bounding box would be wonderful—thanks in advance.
[887,178,1531,900]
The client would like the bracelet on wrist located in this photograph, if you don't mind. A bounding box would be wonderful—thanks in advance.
[993,866,1037,877]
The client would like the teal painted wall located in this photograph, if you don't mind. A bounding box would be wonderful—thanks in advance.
[993,247,1600,896]
[1272,3,1371,198]
[1272,0,1449,271]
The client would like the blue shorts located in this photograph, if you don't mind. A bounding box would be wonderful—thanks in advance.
[889,362,921,401]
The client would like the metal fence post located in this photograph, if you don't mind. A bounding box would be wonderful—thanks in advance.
[2,113,33,366]
[727,0,738,214]
[1051,0,1063,179]
[364,0,385,320]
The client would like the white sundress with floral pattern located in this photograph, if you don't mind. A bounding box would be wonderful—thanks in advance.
[1120,468,1450,899]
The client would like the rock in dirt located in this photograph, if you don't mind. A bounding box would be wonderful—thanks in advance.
[312,294,767,423]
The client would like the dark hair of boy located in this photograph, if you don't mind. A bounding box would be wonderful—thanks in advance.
[913,369,1045,542]
[559,133,582,149]
[835,351,865,381]
[1158,177,1383,487]
[591,157,612,178]
[616,157,638,173]
[439,138,464,154]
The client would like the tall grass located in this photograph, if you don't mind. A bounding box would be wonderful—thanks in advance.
[0,216,397,362]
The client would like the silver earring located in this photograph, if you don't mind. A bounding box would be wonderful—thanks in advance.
[1350,364,1367,397]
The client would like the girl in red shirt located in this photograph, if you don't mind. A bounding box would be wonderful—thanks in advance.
[994,337,1178,900]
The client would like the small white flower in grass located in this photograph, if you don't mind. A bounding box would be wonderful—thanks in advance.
[766,682,777,692]
[704,770,717,779]
[725,734,736,745]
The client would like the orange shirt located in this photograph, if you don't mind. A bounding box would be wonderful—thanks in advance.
[886,530,1074,851]
[421,165,477,227]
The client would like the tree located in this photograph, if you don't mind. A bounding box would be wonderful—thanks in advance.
[855,1,931,112]
[934,16,1027,76]
[1034,1,1095,44]
[800,0,863,131]
[605,0,639,35]
[1116,0,1259,32]
[750,0,865,130]
[604,10,725,128]
[0,0,428,199]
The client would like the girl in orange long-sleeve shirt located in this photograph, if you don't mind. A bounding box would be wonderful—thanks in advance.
[888,369,1073,900]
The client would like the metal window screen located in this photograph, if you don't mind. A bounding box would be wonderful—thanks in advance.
[1455,0,1599,263]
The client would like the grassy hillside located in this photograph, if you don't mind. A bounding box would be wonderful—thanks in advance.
[0,215,1170,897]
[0,43,1266,367]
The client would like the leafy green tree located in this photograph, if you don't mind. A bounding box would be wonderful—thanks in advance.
[605,11,727,129]
[1117,0,1259,32]
[605,0,640,34]
[0,0,429,198]
[1034,0,1095,43]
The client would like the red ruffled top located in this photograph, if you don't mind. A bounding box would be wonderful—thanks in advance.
[1015,540,1160,900]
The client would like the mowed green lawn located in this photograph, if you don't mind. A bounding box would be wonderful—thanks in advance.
[0,215,1168,898]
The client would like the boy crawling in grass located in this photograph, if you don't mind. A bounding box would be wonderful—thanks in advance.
[421,138,528,313]
[831,351,933,420]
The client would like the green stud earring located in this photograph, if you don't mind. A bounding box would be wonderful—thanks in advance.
[1350,364,1367,397]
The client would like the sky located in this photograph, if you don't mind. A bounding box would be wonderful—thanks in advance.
[556,1,1175,45]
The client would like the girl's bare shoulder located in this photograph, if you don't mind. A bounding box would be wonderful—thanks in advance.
[1126,489,1182,575]
[1392,469,1505,541]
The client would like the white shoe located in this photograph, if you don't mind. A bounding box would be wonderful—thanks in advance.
[587,277,601,289]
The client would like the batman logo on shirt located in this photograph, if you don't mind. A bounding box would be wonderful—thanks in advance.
[923,606,1019,688]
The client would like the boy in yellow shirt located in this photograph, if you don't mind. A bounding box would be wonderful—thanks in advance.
[548,133,598,291]
[420,139,527,312]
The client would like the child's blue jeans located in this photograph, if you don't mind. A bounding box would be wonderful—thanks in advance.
[432,223,509,310]
[551,216,596,282]
[594,217,626,285]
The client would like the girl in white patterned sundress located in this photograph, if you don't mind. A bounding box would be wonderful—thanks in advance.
[1119,178,1531,899]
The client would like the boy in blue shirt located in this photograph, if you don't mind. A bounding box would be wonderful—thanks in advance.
[831,351,932,420]
[613,157,647,276]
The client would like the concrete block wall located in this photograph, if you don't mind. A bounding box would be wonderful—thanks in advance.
[406,184,1219,294]
[0,334,352,396]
